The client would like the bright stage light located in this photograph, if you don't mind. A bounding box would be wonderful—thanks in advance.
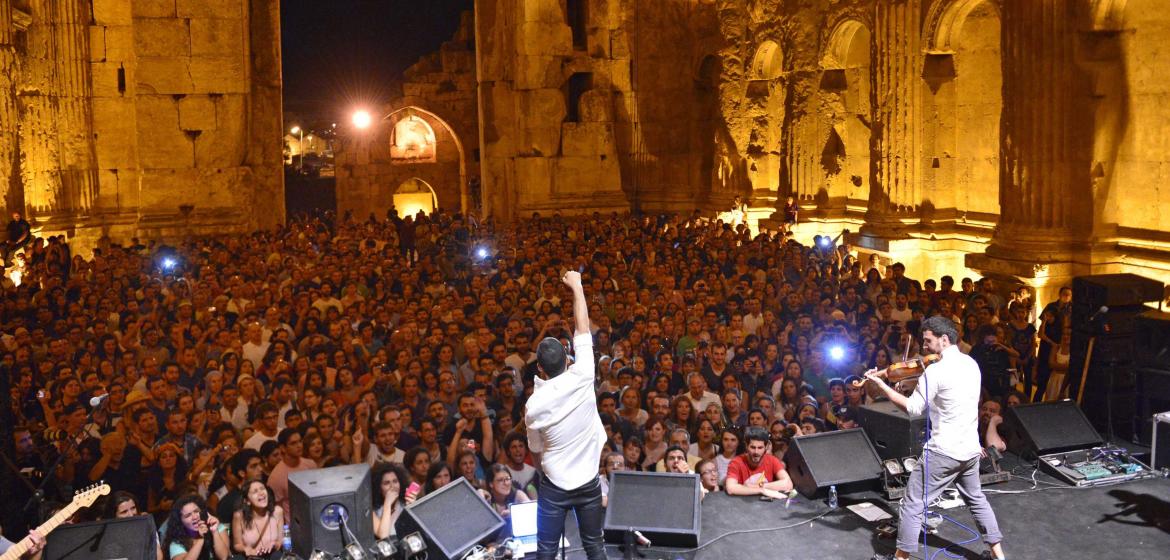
[829,346,845,361]
[352,110,372,129]
[162,257,177,270]
[476,247,489,259]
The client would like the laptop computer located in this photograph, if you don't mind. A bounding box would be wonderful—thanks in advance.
[509,501,569,555]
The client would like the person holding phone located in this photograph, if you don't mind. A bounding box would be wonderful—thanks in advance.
[525,271,606,560]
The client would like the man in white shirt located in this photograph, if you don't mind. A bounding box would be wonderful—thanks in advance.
[525,271,606,560]
[863,316,1006,560]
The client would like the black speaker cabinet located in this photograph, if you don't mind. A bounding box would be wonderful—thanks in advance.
[1135,310,1170,369]
[603,471,701,548]
[395,478,504,560]
[1003,400,1103,456]
[289,463,374,558]
[857,400,927,460]
[1073,274,1163,310]
[44,515,157,560]
[784,428,882,499]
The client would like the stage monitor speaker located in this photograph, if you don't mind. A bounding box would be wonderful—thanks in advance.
[395,478,504,560]
[44,515,157,560]
[857,400,927,460]
[289,463,374,559]
[603,471,701,548]
[1073,274,1163,310]
[1003,400,1104,456]
[1135,310,1170,369]
[784,428,882,499]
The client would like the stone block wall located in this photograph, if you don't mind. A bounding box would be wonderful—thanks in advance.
[0,0,283,252]
[475,0,732,219]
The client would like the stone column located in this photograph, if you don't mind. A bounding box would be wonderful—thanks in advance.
[50,0,98,214]
[0,0,19,211]
[966,0,1095,308]
[21,0,98,217]
[864,0,922,235]
[984,0,1093,261]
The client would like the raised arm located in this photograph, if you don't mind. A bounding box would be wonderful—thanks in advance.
[562,270,589,337]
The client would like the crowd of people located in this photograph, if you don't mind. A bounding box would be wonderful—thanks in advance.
[0,206,1066,559]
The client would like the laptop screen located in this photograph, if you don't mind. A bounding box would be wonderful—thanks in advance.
[510,501,538,538]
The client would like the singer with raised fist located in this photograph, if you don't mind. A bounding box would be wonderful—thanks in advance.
[524,270,607,560]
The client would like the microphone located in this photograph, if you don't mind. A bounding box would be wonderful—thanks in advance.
[1089,305,1109,321]
[89,394,110,408]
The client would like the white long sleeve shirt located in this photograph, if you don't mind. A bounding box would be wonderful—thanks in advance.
[525,333,606,490]
[904,344,983,461]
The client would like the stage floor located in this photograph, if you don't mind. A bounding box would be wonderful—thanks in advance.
[554,455,1170,559]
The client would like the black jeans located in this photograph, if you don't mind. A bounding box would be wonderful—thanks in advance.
[537,475,605,560]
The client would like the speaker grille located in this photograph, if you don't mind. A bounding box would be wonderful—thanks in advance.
[1007,401,1102,455]
[408,480,503,555]
[607,473,696,529]
[792,429,882,486]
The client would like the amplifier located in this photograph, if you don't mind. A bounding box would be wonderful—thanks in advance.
[1073,274,1163,309]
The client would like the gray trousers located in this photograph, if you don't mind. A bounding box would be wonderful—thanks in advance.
[897,450,1004,552]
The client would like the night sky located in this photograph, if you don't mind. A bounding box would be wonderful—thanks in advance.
[281,0,473,120]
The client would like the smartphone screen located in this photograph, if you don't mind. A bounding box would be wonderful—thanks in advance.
[406,482,421,495]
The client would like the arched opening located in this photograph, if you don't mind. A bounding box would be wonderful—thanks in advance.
[383,107,468,212]
[393,178,438,218]
[822,20,872,207]
[390,115,437,162]
[926,0,1002,219]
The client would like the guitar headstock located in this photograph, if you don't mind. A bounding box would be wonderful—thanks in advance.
[73,482,112,509]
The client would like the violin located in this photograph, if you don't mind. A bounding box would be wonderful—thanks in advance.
[853,354,942,387]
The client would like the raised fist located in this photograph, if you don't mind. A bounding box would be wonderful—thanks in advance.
[561,270,583,290]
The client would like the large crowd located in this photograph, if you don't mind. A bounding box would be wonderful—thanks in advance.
[0,207,1066,559]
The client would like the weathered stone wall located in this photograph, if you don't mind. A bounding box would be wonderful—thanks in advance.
[0,0,283,251]
[336,10,478,219]
[475,0,729,219]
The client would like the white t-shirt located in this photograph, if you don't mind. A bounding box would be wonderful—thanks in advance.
[245,430,278,451]
[525,333,606,490]
[905,345,983,461]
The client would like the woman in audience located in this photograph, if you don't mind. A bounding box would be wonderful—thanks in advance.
[641,418,668,471]
[230,480,282,559]
[486,464,530,519]
[372,463,410,540]
[618,386,648,429]
[715,427,742,485]
[421,461,452,497]
[691,418,719,460]
[163,495,229,560]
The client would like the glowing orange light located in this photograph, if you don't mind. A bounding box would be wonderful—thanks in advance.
[352,110,372,129]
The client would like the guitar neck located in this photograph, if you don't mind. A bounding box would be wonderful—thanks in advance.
[0,503,78,560]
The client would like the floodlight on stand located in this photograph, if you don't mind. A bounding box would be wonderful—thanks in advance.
[309,550,336,560]
[344,542,367,560]
[401,532,427,557]
[371,539,399,560]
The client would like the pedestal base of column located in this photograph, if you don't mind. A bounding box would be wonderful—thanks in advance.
[967,226,1091,312]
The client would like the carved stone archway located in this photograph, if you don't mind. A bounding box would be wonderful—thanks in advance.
[382,106,468,213]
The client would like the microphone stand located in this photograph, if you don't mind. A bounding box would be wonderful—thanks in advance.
[24,397,107,524]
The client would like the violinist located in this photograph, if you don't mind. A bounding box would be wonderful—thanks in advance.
[865,316,1007,560]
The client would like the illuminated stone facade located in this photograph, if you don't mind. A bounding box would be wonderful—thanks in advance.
[343,1,1170,295]
[336,11,479,220]
[0,0,284,252]
[718,0,1170,298]
[474,0,739,217]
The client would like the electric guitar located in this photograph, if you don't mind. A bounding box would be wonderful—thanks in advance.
[0,483,110,560]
